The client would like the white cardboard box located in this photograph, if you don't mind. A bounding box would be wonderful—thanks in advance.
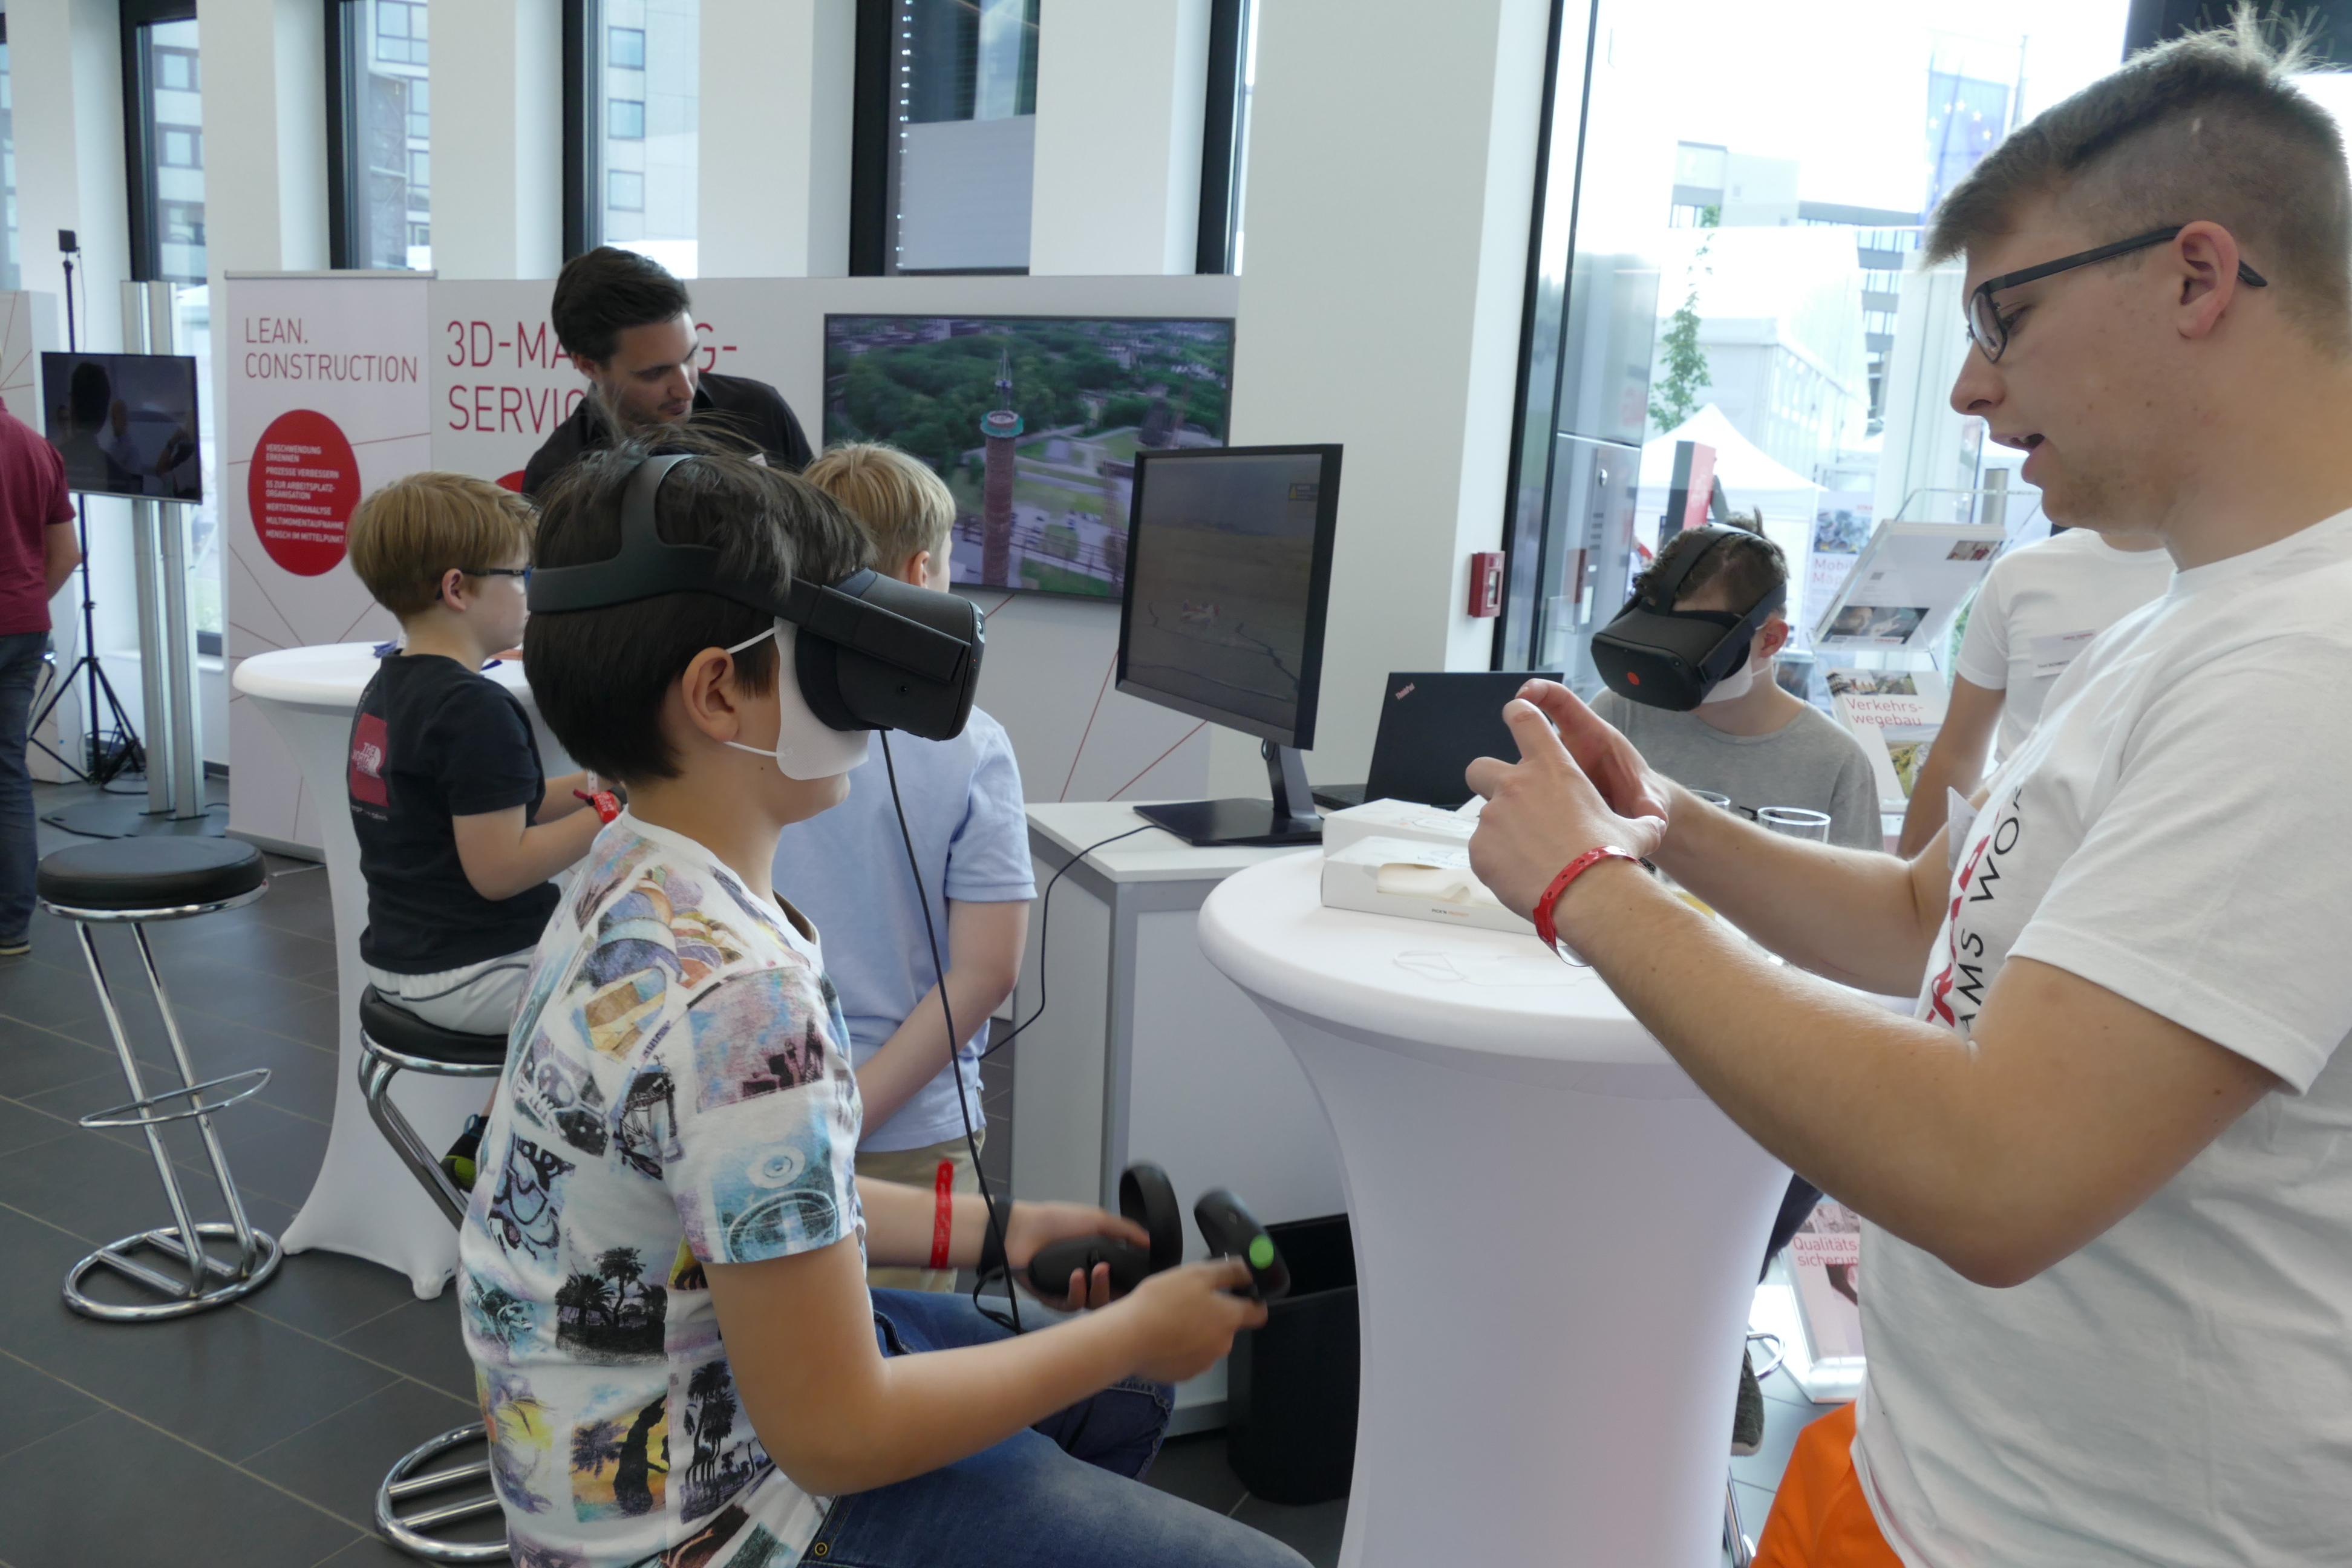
[1321,797,1481,858]
[1319,836,1534,937]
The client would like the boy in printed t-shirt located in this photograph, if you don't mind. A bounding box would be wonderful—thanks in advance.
[773,443,1034,1292]
[345,472,606,1183]
[461,435,1302,1568]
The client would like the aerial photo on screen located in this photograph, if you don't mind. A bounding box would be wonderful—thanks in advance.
[1123,451,1325,734]
[823,315,1233,599]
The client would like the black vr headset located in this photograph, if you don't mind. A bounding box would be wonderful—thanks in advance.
[1589,524,1785,712]
[526,452,983,741]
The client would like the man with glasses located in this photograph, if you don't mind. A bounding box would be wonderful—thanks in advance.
[1469,16,2352,1567]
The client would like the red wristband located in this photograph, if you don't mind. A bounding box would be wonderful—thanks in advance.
[1532,845,1644,959]
[930,1158,956,1271]
[573,788,621,825]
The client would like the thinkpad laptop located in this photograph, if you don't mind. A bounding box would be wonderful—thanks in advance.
[1312,670,1563,811]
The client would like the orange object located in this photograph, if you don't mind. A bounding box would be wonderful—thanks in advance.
[1752,1403,1904,1568]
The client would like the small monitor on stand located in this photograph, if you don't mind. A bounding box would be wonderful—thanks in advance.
[1116,443,1342,847]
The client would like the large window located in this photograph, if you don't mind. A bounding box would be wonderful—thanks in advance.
[1498,0,2132,685]
[852,0,1040,275]
[126,7,204,287]
[1195,0,1257,273]
[330,0,431,270]
[569,0,698,275]
[1,13,16,292]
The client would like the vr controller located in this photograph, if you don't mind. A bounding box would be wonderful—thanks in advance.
[1025,1163,1291,1303]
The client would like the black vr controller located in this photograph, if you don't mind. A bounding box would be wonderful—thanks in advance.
[1024,1164,1290,1304]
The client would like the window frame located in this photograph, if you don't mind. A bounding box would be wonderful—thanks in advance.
[121,0,202,286]
[1194,0,1250,275]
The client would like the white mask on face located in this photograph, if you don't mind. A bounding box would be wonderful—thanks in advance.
[1699,648,1759,705]
[720,620,874,780]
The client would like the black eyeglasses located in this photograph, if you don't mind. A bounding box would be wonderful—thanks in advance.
[1965,225,2269,362]
[461,566,532,581]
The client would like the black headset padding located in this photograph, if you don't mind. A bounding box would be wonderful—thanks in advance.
[1121,1162,1184,1272]
[1640,523,1747,609]
[528,452,974,690]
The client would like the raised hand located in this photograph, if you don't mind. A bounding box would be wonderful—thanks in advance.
[1465,697,1666,920]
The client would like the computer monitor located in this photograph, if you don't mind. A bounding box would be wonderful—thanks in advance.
[40,351,204,503]
[1115,443,1341,846]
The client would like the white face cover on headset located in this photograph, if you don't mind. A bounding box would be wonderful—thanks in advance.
[1698,644,1760,704]
[720,620,874,780]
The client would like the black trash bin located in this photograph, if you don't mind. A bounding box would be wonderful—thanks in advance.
[1226,1213,1358,1504]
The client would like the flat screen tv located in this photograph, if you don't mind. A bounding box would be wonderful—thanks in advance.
[823,314,1235,600]
[40,351,204,503]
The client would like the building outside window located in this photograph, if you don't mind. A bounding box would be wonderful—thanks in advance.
[883,0,1040,273]
[583,0,697,276]
[337,0,431,270]
[1499,0,2134,686]
[140,19,204,286]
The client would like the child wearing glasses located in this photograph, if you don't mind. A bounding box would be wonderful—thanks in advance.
[345,473,606,1183]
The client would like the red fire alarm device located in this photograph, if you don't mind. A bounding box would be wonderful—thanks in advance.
[1468,551,1506,617]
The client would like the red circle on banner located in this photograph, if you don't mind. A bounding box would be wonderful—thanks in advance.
[249,409,362,577]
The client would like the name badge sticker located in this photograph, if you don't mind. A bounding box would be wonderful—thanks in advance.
[2030,630,2097,679]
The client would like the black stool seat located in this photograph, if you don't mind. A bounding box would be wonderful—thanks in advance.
[359,987,508,1068]
[38,837,267,913]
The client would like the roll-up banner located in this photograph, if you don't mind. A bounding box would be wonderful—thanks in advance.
[223,273,428,852]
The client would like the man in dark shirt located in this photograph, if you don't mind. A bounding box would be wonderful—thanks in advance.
[1,396,83,955]
[521,247,812,498]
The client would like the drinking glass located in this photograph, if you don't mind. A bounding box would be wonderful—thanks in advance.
[1689,790,1733,811]
[1757,807,1832,841]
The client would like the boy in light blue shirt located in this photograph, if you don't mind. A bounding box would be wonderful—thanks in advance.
[773,443,1036,1290]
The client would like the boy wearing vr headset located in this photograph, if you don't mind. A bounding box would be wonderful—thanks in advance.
[462,433,1300,1568]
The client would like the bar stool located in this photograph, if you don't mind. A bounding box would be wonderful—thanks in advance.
[358,985,509,1563]
[38,837,281,1321]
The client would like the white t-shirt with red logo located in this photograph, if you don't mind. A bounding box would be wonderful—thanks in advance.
[1853,509,2352,1567]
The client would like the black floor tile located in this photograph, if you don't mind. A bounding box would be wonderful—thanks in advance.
[332,1292,475,1402]
[247,1376,489,1544]
[0,1348,108,1463]
[0,1408,367,1567]
[0,952,107,1036]
[243,1250,428,1343]
[1142,1431,1247,1514]
[0,1093,81,1160]
[1233,1493,1347,1567]
[0,1013,120,1100]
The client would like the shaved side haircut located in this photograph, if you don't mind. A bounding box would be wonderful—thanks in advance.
[1926,7,2352,352]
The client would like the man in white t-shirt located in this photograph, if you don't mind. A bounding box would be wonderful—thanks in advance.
[1466,19,2352,1568]
[1896,525,2171,853]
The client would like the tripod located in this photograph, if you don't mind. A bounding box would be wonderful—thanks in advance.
[30,243,148,785]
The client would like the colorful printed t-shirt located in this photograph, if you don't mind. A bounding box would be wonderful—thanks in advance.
[457,814,864,1568]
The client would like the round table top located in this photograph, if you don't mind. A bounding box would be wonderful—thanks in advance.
[1198,850,1678,1071]
[234,642,534,711]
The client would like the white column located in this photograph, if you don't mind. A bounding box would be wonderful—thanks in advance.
[1027,0,1210,276]
[198,0,330,276]
[432,0,564,279]
[1212,0,1554,792]
[13,0,130,344]
[698,0,852,277]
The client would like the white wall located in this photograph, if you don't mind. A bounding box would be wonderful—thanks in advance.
[1028,0,1210,276]
[700,0,854,278]
[1215,0,1553,792]
[433,0,564,281]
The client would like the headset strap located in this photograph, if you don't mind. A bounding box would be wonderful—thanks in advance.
[1641,523,1751,609]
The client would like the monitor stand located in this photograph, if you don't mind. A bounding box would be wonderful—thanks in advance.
[1134,741,1324,848]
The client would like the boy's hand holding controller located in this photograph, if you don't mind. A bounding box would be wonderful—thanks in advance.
[1001,1204,1270,1370]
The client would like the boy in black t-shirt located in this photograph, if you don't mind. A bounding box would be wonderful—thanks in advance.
[346,473,606,1183]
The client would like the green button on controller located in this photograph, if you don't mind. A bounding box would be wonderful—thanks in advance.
[1247,1235,1275,1270]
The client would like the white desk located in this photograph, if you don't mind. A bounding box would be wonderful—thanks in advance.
[1014,803,1348,1428]
[1200,852,1788,1568]
[233,643,575,1296]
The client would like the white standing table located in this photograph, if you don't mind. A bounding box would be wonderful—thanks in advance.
[234,643,574,1296]
[1200,851,1788,1568]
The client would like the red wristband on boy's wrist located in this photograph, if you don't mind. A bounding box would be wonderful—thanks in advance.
[573,788,621,825]
[1532,845,1644,962]
[930,1159,956,1271]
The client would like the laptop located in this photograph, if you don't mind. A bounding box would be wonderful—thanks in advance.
[1312,670,1564,811]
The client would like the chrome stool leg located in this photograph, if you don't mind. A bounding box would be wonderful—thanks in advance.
[358,1042,474,1227]
[1726,1477,1756,1567]
[376,1423,509,1563]
[64,921,282,1321]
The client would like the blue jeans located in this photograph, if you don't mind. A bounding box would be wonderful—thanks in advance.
[0,631,45,942]
[800,1290,1310,1568]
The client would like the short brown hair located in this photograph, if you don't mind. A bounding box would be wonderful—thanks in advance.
[347,471,537,619]
[1636,511,1785,612]
[802,443,957,574]
[1926,8,2350,350]
[524,430,871,783]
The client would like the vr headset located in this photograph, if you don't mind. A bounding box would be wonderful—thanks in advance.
[1589,524,1785,711]
[526,452,982,743]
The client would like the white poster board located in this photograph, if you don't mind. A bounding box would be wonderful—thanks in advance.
[1811,519,2005,657]
[222,273,430,852]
